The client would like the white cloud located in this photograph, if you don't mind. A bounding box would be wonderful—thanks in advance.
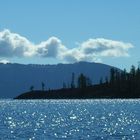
[61,38,133,62]
[79,38,133,58]
[0,59,10,64]
[0,29,35,57]
[0,29,134,63]
[37,37,67,58]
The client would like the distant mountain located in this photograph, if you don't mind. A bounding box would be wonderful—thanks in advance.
[0,62,116,98]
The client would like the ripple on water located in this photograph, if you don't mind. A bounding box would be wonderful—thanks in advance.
[0,99,139,139]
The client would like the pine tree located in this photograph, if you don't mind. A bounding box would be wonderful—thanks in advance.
[41,82,45,91]
[86,77,92,86]
[100,77,103,85]
[71,73,75,88]
[30,85,34,91]
[77,73,92,88]
[78,73,87,88]
[110,68,115,84]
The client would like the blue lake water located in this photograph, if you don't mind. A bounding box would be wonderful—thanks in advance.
[0,99,140,140]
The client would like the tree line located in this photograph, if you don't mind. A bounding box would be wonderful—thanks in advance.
[65,65,140,97]
[29,65,140,98]
[29,73,92,91]
[107,65,140,97]
[63,73,92,89]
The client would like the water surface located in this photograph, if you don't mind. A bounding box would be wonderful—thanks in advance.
[0,99,140,139]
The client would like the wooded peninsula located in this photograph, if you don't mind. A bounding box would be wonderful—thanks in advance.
[15,65,140,99]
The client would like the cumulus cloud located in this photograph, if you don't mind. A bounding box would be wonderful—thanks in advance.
[61,38,133,62]
[0,29,134,63]
[0,29,35,57]
[81,38,133,57]
[37,37,67,58]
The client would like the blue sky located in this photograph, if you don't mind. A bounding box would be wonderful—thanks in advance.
[0,0,140,70]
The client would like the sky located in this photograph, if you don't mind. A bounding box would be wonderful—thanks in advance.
[0,0,140,70]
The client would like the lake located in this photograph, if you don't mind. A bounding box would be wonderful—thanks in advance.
[0,99,140,139]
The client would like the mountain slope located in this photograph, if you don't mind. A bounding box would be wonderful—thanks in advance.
[0,62,115,98]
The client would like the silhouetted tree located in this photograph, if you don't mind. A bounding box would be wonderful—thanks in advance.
[129,65,136,94]
[86,77,92,86]
[100,77,103,85]
[110,68,115,84]
[106,65,140,97]
[30,85,34,91]
[130,65,136,77]
[63,82,67,89]
[105,76,109,85]
[77,73,92,88]
[71,73,75,88]
[119,69,127,94]
[41,82,45,91]
[78,73,87,88]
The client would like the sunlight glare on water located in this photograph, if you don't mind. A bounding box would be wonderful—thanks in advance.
[0,99,140,139]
